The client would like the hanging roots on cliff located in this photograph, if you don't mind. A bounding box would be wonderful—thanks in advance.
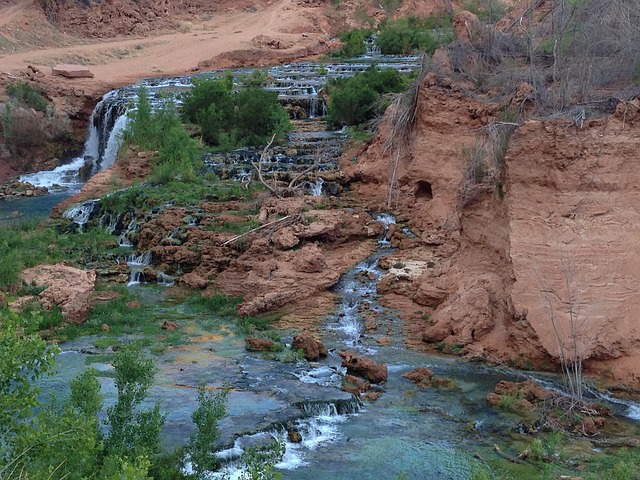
[384,56,427,208]
[456,121,518,210]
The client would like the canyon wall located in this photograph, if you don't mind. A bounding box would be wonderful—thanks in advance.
[347,75,640,385]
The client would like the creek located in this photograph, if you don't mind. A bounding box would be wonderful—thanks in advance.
[17,52,640,478]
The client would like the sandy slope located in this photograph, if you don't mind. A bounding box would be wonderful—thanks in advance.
[0,0,331,89]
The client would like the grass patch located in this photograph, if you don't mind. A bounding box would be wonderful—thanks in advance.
[185,292,243,317]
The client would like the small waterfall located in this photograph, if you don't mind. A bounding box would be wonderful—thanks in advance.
[118,215,138,247]
[308,177,324,196]
[99,113,129,171]
[373,212,396,247]
[157,272,175,286]
[125,251,152,286]
[206,402,356,478]
[63,199,100,227]
[309,96,318,118]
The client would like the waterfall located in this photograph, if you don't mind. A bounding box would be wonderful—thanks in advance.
[308,177,324,196]
[125,251,152,286]
[63,199,100,226]
[19,90,130,191]
[203,402,355,479]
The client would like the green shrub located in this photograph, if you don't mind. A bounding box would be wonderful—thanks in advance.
[182,77,291,149]
[186,292,243,317]
[326,65,408,127]
[123,87,203,187]
[6,81,49,112]
[334,29,372,58]
[376,16,450,55]
[189,384,228,475]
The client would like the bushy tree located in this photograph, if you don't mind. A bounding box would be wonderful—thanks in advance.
[104,344,165,460]
[376,16,444,55]
[189,384,228,475]
[181,77,291,149]
[0,308,59,443]
[326,66,408,127]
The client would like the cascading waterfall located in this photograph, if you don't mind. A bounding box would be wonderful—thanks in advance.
[204,402,357,479]
[307,177,324,196]
[125,251,152,286]
[63,199,100,227]
[19,91,129,191]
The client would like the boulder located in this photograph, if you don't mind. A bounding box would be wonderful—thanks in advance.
[20,264,96,324]
[272,226,300,249]
[338,351,388,384]
[401,366,435,384]
[161,320,180,331]
[291,332,328,361]
[292,244,326,273]
[342,374,370,395]
[245,337,275,352]
[52,64,95,78]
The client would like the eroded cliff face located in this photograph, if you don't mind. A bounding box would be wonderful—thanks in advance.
[343,78,550,367]
[346,76,640,386]
[506,100,640,386]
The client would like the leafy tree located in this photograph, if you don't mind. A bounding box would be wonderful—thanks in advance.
[104,344,166,460]
[334,29,371,58]
[181,77,291,149]
[376,16,442,55]
[0,308,59,443]
[326,66,408,127]
[240,439,286,480]
[189,384,229,475]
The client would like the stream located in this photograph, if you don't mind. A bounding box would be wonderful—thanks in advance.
[14,52,640,478]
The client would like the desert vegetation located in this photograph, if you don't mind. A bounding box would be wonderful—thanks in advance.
[180,75,291,150]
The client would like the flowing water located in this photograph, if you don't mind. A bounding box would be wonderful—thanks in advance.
[18,53,640,477]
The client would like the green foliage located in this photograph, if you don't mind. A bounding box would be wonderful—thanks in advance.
[189,384,228,475]
[124,87,202,185]
[70,368,103,419]
[181,77,291,149]
[239,439,286,480]
[240,69,269,87]
[185,292,243,317]
[326,65,408,127]
[334,29,371,58]
[0,308,59,441]
[462,0,507,22]
[376,16,451,55]
[104,344,166,459]
[6,81,49,112]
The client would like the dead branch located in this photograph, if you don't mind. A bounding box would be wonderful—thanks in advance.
[251,133,279,196]
[493,444,526,464]
[251,135,327,198]
[222,215,292,246]
[384,56,425,208]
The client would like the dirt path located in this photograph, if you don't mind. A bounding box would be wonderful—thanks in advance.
[0,0,331,90]
[0,0,34,27]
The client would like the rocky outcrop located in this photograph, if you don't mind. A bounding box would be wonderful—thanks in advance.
[347,65,640,386]
[52,65,95,79]
[19,264,96,324]
[338,351,388,384]
[400,366,434,384]
[505,104,640,383]
[291,332,328,361]
[245,337,276,352]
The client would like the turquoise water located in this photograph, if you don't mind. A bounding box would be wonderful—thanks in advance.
[0,192,73,225]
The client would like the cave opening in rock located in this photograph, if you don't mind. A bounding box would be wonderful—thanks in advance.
[415,180,433,201]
